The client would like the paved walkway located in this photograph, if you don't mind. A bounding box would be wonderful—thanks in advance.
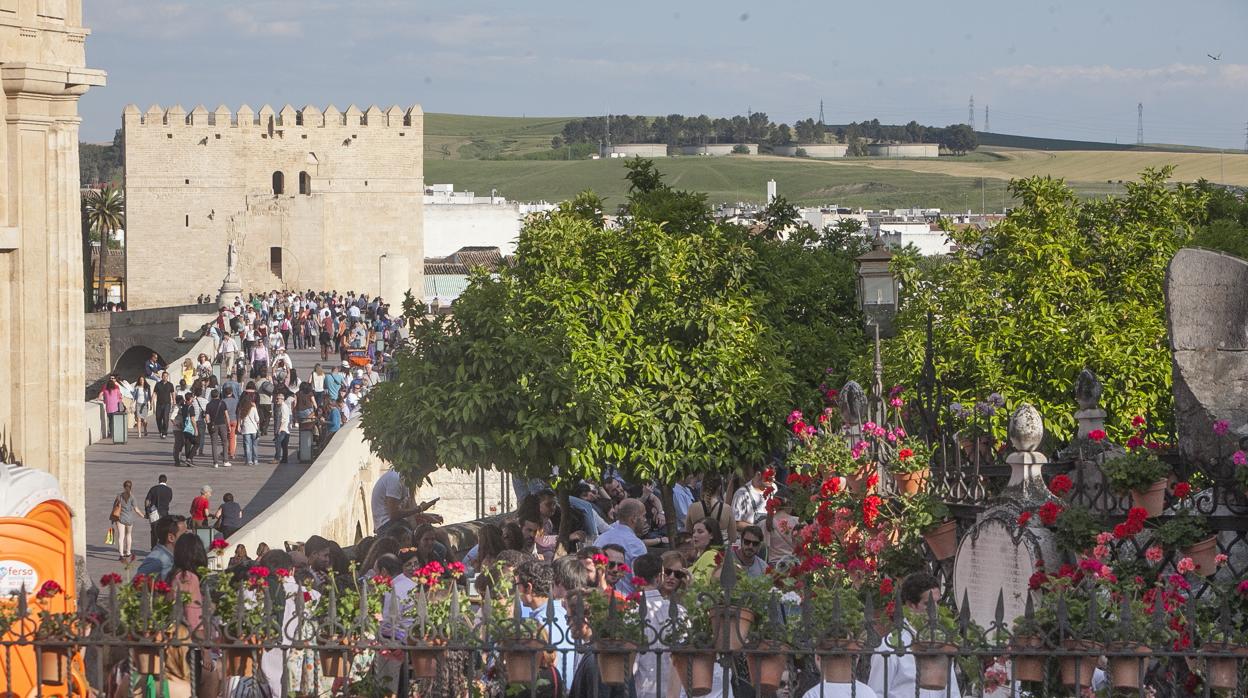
[82,347,340,579]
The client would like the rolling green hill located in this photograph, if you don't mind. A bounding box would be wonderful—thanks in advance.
[423,113,573,160]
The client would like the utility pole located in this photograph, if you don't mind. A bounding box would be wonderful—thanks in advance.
[1136,103,1144,145]
[984,105,990,132]
[969,95,975,130]
[818,100,825,126]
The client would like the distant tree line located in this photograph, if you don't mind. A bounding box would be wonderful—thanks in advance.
[80,129,123,186]
[554,114,977,154]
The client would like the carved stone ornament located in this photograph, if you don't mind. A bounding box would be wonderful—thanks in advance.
[839,381,868,426]
[1074,368,1102,410]
[1008,404,1044,453]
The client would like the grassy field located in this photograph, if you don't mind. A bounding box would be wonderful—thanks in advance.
[421,113,1243,209]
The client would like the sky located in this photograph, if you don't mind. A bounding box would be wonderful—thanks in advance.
[79,0,1248,149]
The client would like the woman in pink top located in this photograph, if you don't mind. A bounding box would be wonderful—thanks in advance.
[168,532,221,695]
[99,376,124,440]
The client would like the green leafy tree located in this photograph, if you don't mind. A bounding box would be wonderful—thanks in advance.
[364,163,792,543]
[937,124,978,155]
[882,168,1206,440]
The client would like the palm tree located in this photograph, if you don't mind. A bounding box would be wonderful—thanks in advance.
[82,184,124,309]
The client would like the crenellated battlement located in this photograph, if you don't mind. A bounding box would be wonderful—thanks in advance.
[122,103,423,129]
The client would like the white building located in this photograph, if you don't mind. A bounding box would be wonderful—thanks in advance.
[423,184,556,257]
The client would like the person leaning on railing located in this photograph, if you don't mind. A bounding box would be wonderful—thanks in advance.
[867,572,959,698]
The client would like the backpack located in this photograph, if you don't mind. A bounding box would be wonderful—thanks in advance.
[181,406,195,434]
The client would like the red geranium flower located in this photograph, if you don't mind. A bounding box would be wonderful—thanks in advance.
[1173,482,1192,499]
[1113,523,1130,539]
[866,473,879,489]
[248,565,271,578]
[1048,474,1073,496]
[630,576,648,589]
[1131,416,1146,427]
[1028,571,1048,590]
[1037,501,1062,526]
[99,573,123,587]
[210,538,230,551]
[1017,511,1032,527]
[862,495,882,528]
[36,580,63,599]
[1088,429,1107,442]
[152,580,172,593]
[592,553,609,566]
[371,574,393,588]
[897,448,914,461]
[879,577,894,596]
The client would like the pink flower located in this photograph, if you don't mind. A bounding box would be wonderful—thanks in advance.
[1096,531,1114,546]
[1176,557,1196,574]
[1126,435,1144,449]
[1145,546,1164,563]
[1214,420,1230,436]
[1235,451,1247,466]
[1216,554,1229,567]
[888,397,903,408]
[1238,580,1248,596]
[786,410,803,425]
[863,421,877,433]
[1092,544,1110,561]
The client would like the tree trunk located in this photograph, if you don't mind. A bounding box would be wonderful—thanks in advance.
[660,484,679,544]
[557,488,574,554]
[81,211,92,311]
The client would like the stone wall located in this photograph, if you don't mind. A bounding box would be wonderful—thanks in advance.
[122,103,424,309]
[0,0,106,553]
[83,303,214,379]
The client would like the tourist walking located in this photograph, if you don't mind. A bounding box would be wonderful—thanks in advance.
[237,392,260,465]
[142,474,173,549]
[133,375,152,437]
[154,371,175,438]
[205,389,232,468]
[272,392,291,464]
[218,332,238,378]
[98,376,124,440]
[110,480,143,561]
[173,395,197,466]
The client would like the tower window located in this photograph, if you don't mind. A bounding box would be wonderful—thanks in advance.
[299,171,311,195]
[272,171,285,195]
[270,247,283,278]
[184,214,189,227]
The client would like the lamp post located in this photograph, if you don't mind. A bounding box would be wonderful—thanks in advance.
[856,237,898,425]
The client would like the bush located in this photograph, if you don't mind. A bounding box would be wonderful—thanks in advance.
[731,144,750,155]
[794,147,808,158]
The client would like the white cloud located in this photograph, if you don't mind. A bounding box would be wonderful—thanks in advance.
[223,8,302,38]
[990,63,1213,86]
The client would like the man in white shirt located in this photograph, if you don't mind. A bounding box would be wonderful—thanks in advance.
[271,393,292,464]
[867,572,960,698]
[631,553,680,698]
[370,468,440,534]
[732,467,769,533]
[218,333,238,378]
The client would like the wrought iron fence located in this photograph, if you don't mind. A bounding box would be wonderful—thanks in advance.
[2,567,1245,697]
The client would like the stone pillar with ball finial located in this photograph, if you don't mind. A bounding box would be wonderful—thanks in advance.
[1004,403,1050,502]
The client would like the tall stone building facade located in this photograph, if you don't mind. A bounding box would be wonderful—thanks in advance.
[0,0,106,552]
[123,104,424,309]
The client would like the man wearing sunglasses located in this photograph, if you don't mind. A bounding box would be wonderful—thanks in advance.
[723,524,767,578]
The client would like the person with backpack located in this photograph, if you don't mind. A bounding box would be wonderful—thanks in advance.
[205,389,233,468]
[173,395,197,467]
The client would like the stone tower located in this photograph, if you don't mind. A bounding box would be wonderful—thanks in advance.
[0,1,107,552]
[122,103,425,309]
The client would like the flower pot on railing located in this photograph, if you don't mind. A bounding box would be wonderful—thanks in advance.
[746,641,790,693]
[408,638,447,679]
[131,633,164,676]
[1183,536,1219,576]
[922,520,958,561]
[893,468,929,496]
[500,638,546,685]
[37,646,71,686]
[594,640,640,686]
[320,648,352,678]
[1008,635,1045,683]
[671,650,717,696]
[1106,642,1149,689]
[845,463,877,495]
[223,646,255,677]
[1058,640,1101,687]
[1204,643,1248,690]
[816,639,862,684]
[710,605,755,652]
[911,641,955,691]
[958,434,994,464]
[1130,479,1168,518]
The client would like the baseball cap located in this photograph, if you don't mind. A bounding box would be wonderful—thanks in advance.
[341,360,350,368]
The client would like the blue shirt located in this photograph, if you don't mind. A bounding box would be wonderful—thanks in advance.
[323,372,345,399]
[521,599,579,680]
[328,408,343,433]
[136,544,175,579]
[672,483,694,533]
[594,522,648,597]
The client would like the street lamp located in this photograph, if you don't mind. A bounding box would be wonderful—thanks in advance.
[856,237,899,425]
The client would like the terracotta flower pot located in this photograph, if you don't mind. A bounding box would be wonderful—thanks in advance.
[816,639,862,684]
[38,647,70,686]
[1130,479,1168,518]
[501,638,546,685]
[845,463,877,494]
[1059,640,1101,687]
[1204,643,1247,690]
[1183,536,1219,576]
[893,468,929,495]
[746,641,790,693]
[911,641,955,691]
[224,646,255,677]
[923,520,958,560]
[711,605,755,652]
[1009,635,1045,683]
[1106,642,1149,689]
[671,651,717,696]
[594,640,639,686]
[408,640,446,680]
[132,643,163,676]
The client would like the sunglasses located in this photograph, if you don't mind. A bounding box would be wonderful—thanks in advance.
[663,568,689,580]
[607,561,628,570]
[741,538,762,547]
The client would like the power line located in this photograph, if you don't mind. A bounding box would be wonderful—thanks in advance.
[1137,102,1144,145]
[818,99,825,126]
[969,95,975,130]
[984,105,990,133]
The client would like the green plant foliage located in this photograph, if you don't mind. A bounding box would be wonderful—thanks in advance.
[884,168,1208,440]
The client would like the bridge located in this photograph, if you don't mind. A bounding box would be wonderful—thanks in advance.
[84,303,217,385]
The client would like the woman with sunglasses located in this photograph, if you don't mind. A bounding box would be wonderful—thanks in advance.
[658,551,689,598]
